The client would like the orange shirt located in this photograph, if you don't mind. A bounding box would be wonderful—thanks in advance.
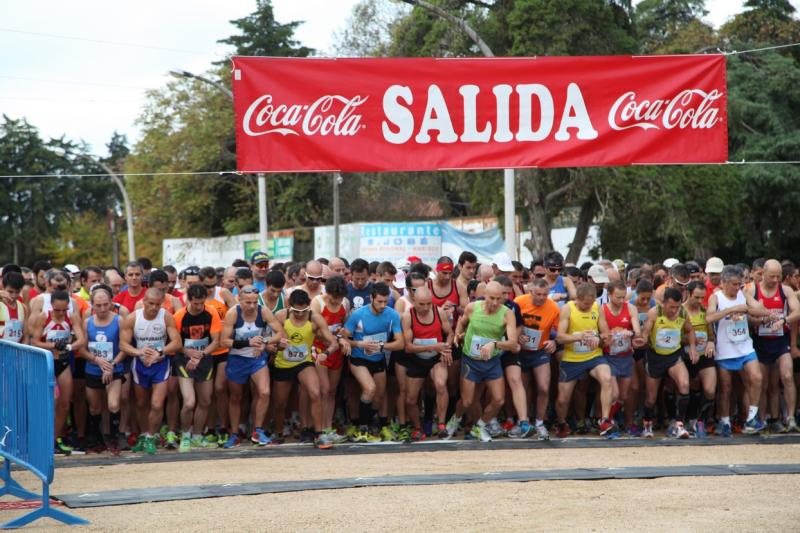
[514,294,560,350]
[173,305,223,354]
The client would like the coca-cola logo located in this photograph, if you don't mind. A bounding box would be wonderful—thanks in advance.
[243,94,368,137]
[608,89,723,131]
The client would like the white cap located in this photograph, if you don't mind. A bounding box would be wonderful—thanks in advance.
[705,256,724,274]
[64,264,80,276]
[491,252,514,273]
[587,264,610,284]
[393,270,406,289]
[663,258,680,269]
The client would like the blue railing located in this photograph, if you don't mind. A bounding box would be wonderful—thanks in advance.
[0,339,88,529]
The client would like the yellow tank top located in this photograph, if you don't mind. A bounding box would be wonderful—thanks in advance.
[686,307,709,355]
[563,301,602,363]
[650,305,686,356]
[275,318,314,369]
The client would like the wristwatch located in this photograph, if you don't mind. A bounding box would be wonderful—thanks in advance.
[379,341,385,352]
[65,343,72,352]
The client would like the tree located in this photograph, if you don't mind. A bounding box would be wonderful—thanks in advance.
[216,0,314,60]
[634,0,710,53]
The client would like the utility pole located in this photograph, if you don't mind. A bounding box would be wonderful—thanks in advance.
[333,173,341,257]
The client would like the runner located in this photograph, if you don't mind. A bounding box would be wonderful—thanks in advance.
[706,265,770,436]
[453,281,518,442]
[113,262,147,313]
[704,257,724,306]
[329,257,348,277]
[0,271,26,344]
[310,275,350,442]
[401,286,453,441]
[77,266,103,302]
[80,285,126,455]
[456,251,478,300]
[683,280,717,437]
[288,260,324,300]
[601,280,645,434]
[554,282,615,438]
[346,259,373,310]
[746,259,800,432]
[104,269,125,297]
[587,264,610,305]
[219,285,285,448]
[199,266,236,315]
[514,278,561,440]
[494,276,528,438]
[31,290,86,455]
[172,284,223,452]
[221,266,238,292]
[25,259,51,303]
[543,251,576,308]
[654,263,691,305]
[120,288,182,454]
[339,282,404,442]
[272,289,339,449]
[260,270,286,313]
[249,251,270,292]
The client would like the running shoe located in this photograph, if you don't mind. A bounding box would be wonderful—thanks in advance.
[396,425,412,443]
[485,418,505,438]
[743,418,767,435]
[223,434,241,449]
[127,432,139,448]
[437,423,448,439]
[626,424,640,437]
[144,436,157,455]
[353,429,381,443]
[324,428,349,444]
[642,421,654,439]
[217,431,229,448]
[507,424,523,438]
[54,437,72,456]
[107,436,121,456]
[345,425,359,440]
[252,428,272,446]
[695,420,707,439]
[769,420,787,434]
[179,434,191,453]
[535,424,550,441]
[470,424,492,442]
[299,428,314,444]
[165,431,178,450]
[519,420,535,438]
[716,422,732,437]
[422,420,433,437]
[555,422,570,439]
[410,429,426,442]
[314,432,335,449]
[159,425,169,439]
[131,434,146,453]
[501,419,515,432]
[787,417,799,433]
[203,433,218,447]
[191,436,211,448]
[379,425,397,442]
[674,421,690,439]
[599,418,616,436]
[731,420,744,434]
[575,419,588,435]
[665,421,676,438]
[445,415,462,438]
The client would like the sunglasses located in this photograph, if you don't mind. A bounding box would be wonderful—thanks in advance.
[240,287,260,295]
[203,284,217,290]
[534,273,546,278]
[306,275,324,281]
[184,267,200,276]
[547,267,562,273]
[290,306,310,313]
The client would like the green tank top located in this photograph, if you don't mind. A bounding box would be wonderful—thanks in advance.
[463,300,506,360]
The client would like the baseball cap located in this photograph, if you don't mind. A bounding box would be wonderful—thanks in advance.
[663,258,680,269]
[491,252,514,273]
[612,259,625,272]
[705,257,724,274]
[407,256,422,264]
[250,251,269,264]
[686,261,701,275]
[64,264,80,276]
[587,264,610,284]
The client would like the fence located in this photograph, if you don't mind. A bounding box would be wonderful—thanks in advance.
[0,340,87,529]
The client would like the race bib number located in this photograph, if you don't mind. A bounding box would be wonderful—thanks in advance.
[638,312,649,325]
[726,318,749,344]
[144,340,165,351]
[328,323,342,334]
[522,327,542,351]
[89,341,114,362]
[655,328,680,351]
[758,314,784,337]
[285,343,308,362]
[610,331,631,355]
[184,338,209,352]
[46,330,69,343]
[363,332,389,358]
[413,337,438,359]
[572,335,595,354]
[469,335,495,358]
[695,331,708,354]
[3,319,23,343]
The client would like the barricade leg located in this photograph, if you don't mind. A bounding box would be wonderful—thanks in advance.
[1,482,88,529]
[0,459,37,500]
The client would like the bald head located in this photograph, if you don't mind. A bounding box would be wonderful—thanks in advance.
[606,268,621,282]
[478,264,494,283]
[764,259,782,274]
[305,260,322,278]
[413,286,432,303]
[145,287,164,300]
[763,259,783,288]
[485,281,503,297]
[329,257,346,275]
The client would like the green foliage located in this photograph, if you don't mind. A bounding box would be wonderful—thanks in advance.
[216,0,314,60]
[635,0,709,53]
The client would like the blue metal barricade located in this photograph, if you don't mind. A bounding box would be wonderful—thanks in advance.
[0,339,88,529]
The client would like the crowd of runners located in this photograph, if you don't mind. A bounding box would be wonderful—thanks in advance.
[1,249,799,453]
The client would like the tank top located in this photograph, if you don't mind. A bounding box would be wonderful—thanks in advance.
[649,305,686,356]
[314,296,346,355]
[714,290,754,360]
[42,311,73,360]
[229,305,267,358]
[429,279,459,325]
[275,318,314,369]
[86,314,123,376]
[463,301,506,360]
[602,302,633,357]
[548,275,568,308]
[133,308,167,352]
[0,300,25,343]
[753,283,789,338]
[686,306,709,355]
[259,291,285,314]
[410,306,444,359]
[563,301,602,363]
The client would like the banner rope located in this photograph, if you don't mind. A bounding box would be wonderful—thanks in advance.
[719,42,800,56]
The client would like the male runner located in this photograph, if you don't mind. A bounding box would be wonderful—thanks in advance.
[114,262,147,313]
[683,281,717,437]
[347,259,373,310]
[250,252,270,292]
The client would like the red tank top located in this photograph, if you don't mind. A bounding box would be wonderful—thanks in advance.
[754,283,789,337]
[314,300,347,354]
[41,311,72,342]
[429,279,459,325]
[602,302,633,356]
[410,305,444,343]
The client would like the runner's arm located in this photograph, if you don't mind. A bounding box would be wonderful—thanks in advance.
[704,293,732,324]
[497,308,519,351]
[453,303,473,345]
[220,307,237,350]
[439,306,455,346]
[784,286,800,325]
[163,313,182,355]
[119,313,143,357]
[311,312,338,351]
[555,304,580,344]
[29,313,51,351]
[564,276,577,301]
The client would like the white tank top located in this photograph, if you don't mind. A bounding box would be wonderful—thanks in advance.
[42,293,74,315]
[133,308,167,351]
[213,286,225,305]
[714,290,754,360]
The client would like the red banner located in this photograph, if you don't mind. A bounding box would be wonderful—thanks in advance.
[232,56,727,172]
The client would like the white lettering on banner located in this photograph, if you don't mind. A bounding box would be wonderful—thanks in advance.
[608,89,722,131]
[383,83,597,144]
[243,94,368,137]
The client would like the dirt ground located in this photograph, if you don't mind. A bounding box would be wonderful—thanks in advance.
[2,444,799,531]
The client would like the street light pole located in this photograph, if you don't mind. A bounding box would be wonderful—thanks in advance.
[333,173,341,257]
[169,70,269,252]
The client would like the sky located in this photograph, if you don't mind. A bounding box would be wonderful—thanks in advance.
[0,0,793,159]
